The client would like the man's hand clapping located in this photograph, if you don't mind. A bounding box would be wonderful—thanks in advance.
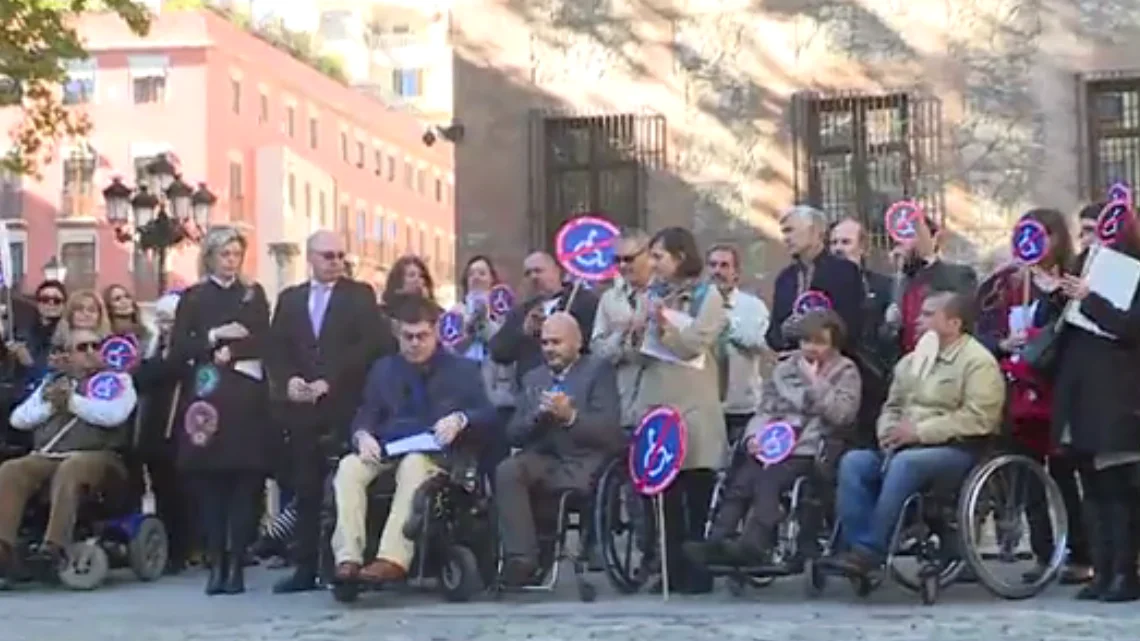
[355,430,383,463]
[432,412,468,446]
[43,378,71,411]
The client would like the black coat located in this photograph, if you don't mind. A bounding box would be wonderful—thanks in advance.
[267,278,392,445]
[1054,247,1140,456]
[169,279,273,473]
[766,251,865,353]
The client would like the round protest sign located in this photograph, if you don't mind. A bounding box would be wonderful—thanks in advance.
[793,290,832,316]
[628,406,687,496]
[754,421,798,467]
[1109,181,1133,207]
[85,372,126,401]
[438,310,466,347]
[1011,217,1049,265]
[100,335,140,372]
[884,200,925,243]
[554,215,620,282]
[1097,200,1131,244]
[488,284,515,320]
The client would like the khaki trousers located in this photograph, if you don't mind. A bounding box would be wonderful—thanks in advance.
[0,452,127,548]
[330,453,442,570]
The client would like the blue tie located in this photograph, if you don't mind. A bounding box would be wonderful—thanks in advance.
[310,284,331,337]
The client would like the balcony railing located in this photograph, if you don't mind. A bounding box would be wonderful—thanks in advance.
[60,188,97,218]
[368,32,436,50]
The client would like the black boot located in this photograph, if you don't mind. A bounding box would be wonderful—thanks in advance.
[1076,498,1112,601]
[223,552,245,594]
[1101,500,1140,603]
[205,552,228,596]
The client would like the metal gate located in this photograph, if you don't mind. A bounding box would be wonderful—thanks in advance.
[527,110,667,250]
[791,90,944,256]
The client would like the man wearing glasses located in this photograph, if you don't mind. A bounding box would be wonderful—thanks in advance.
[0,327,137,586]
[268,230,394,593]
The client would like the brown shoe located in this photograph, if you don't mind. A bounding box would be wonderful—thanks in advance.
[334,562,361,582]
[359,559,406,583]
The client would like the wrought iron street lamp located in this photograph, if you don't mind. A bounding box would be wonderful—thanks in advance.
[102,154,216,293]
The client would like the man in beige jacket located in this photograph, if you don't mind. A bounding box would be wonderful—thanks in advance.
[821,291,1005,577]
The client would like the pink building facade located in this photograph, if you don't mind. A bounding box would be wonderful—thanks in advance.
[0,10,455,302]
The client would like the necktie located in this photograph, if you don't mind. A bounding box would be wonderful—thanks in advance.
[310,284,331,337]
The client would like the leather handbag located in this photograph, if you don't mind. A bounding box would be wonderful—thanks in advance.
[1020,317,1062,373]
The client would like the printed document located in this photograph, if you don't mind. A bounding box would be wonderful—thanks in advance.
[640,308,706,369]
[1064,245,1140,339]
[385,431,443,456]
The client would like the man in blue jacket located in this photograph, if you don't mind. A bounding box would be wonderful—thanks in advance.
[329,296,494,584]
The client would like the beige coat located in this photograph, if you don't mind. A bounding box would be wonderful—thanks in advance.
[638,279,728,470]
[590,278,651,427]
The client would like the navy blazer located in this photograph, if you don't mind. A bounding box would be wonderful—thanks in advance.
[766,252,865,352]
[350,349,495,445]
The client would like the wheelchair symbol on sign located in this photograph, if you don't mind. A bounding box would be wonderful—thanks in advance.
[641,426,675,479]
[572,230,606,269]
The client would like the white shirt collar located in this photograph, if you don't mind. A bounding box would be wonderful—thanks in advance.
[310,278,337,291]
[210,275,236,289]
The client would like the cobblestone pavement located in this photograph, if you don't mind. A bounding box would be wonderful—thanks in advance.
[3,566,1140,641]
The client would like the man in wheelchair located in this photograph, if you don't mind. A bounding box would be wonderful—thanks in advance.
[0,328,136,581]
[821,291,1005,578]
[330,296,493,585]
[684,309,861,567]
[496,313,624,586]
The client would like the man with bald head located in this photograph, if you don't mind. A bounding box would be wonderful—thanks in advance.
[268,229,394,593]
[490,251,599,385]
[495,312,623,586]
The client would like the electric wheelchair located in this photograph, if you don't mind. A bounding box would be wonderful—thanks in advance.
[4,420,169,591]
[318,440,496,604]
[817,445,1068,605]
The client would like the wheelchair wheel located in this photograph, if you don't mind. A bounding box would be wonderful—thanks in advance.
[59,540,109,591]
[887,494,964,594]
[440,544,484,603]
[128,516,169,582]
[594,459,653,594]
[957,454,1067,600]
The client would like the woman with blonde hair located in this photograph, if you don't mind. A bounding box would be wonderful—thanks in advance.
[51,290,111,349]
[168,225,272,596]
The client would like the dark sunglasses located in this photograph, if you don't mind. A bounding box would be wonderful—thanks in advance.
[37,296,64,305]
[318,251,346,261]
[615,249,646,265]
[73,341,101,353]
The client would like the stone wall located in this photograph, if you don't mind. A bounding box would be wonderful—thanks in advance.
[451,0,1140,288]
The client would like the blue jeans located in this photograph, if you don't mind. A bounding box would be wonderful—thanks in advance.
[836,447,976,557]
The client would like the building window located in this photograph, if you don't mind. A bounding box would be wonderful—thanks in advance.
[356,141,365,167]
[60,239,97,291]
[340,131,349,162]
[287,173,296,210]
[61,148,96,218]
[8,241,25,287]
[403,162,413,189]
[0,167,22,219]
[355,208,367,251]
[129,55,168,104]
[1086,77,1140,199]
[416,170,425,195]
[319,191,327,226]
[62,58,96,105]
[791,92,941,252]
[374,149,383,175]
[434,178,443,202]
[390,221,399,251]
[405,225,413,253]
[304,183,312,219]
[259,92,269,124]
[286,105,296,137]
[339,204,350,245]
[433,233,442,275]
[391,68,424,98]
[309,116,319,149]
[387,156,396,181]
[418,229,426,257]
[231,78,241,114]
[228,160,245,222]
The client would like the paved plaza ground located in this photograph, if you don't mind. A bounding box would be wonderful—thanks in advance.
[3,565,1140,641]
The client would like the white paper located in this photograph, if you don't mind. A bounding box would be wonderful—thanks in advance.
[233,359,264,381]
[1008,303,1036,335]
[384,431,443,456]
[1064,246,1140,339]
[639,308,707,369]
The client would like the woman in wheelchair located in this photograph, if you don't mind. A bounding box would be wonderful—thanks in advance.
[684,309,861,568]
[0,327,136,583]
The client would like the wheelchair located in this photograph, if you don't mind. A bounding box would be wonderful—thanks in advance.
[318,448,496,604]
[8,451,168,591]
[822,448,1068,605]
[488,455,629,602]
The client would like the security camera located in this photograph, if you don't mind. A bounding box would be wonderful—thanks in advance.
[420,120,465,147]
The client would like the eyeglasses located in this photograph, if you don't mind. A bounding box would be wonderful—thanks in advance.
[318,251,346,261]
[615,249,646,264]
[72,341,101,353]
[37,296,64,305]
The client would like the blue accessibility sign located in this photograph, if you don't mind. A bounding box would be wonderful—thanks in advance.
[754,421,798,467]
[793,290,832,316]
[85,372,126,401]
[1098,200,1131,244]
[1109,181,1132,206]
[488,284,515,321]
[438,310,465,347]
[884,200,924,243]
[100,335,139,372]
[628,406,687,496]
[555,215,620,282]
[1011,217,1048,265]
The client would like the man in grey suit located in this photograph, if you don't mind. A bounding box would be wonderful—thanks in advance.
[495,313,624,585]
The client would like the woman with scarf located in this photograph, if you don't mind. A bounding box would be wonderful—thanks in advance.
[637,226,727,594]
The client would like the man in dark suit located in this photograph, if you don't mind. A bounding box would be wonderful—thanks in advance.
[495,312,624,586]
[767,206,865,353]
[490,252,599,382]
[268,230,394,593]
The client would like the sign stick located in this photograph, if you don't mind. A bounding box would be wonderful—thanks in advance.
[564,279,583,310]
[656,494,669,602]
